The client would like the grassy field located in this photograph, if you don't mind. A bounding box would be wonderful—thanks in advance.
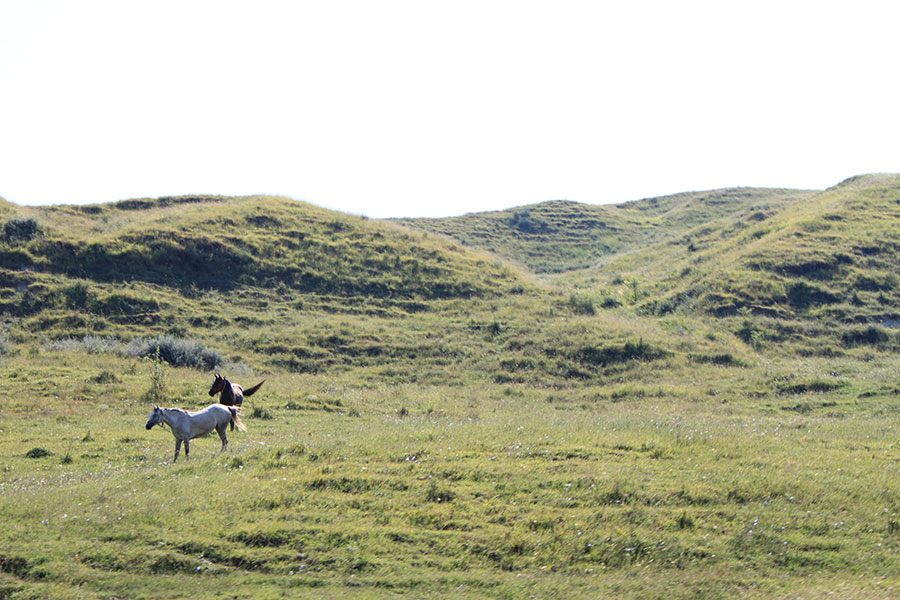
[4,332,900,598]
[2,177,900,598]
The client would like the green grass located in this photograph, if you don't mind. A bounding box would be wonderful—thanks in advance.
[395,188,813,275]
[2,176,900,597]
[562,175,900,320]
[3,349,900,598]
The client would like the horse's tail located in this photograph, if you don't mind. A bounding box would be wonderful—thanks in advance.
[243,380,266,397]
[229,406,247,432]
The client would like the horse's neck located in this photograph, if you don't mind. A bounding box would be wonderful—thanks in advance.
[221,381,235,401]
[161,408,184,428]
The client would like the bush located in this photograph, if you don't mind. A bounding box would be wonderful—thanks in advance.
[600,296,622,309]
[842,325,891,347]
[142,346,167,403]
[89,370,120,384]
[251,406,273,420]
[61,282,93,309]
[2,217,41,243]
[45,335,122,354]
[689,353,746,367]
[91,292,159,316]
[45,334,224,370]
[509,210,551,234]
[735,307,763,349]
[425,480,455,503]
[776,379,845,395]
[568,294,596,316]
[25,447,52,458]
[572,339,668,367]
[124,335,223,370]
[786,281,839,310]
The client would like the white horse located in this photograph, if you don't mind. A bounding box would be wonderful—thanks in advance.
[145,404,246,462]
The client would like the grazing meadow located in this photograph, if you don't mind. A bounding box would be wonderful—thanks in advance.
[5,346,900,599]
[2,176,900,598]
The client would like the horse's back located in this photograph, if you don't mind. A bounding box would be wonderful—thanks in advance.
[221,384,244,406]
[217,383,243,406]
[232,384,244,403]
[186,404,232,435]
[193,403,231,420]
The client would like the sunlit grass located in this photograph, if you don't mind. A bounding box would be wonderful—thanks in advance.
[1,180,900,597]
[2,347,900,598]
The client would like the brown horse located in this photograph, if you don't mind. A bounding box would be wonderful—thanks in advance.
[209,374,265,406]
[209,374,265,430]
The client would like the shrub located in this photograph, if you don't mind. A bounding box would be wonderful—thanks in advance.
[568,294,596,316]
[90,292,159,316]
[142,346,167,403]
[25,447,51,458]
[735,307,763,349]
[676,511,695,530]
[689,353,745,367]
[61,282,92,309]
[855,274,898,292]
[509,210,551,234]
[251,406,273,420]
[600,296,622,309]
[572,339,668,367]
[2,217,41,243]
[786,281,839,310]
[776,379,845,395]
[841,325,891,347]
[425,480,455,503]
[45,334,223,370]
[45,335,122,354]
[125,335,223,370]
[17,284,60,315]
[0,555,37,579]
[89,370,120,384]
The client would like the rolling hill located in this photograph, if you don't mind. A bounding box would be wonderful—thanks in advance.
[648,173,900,322]
[3,176,900,599]
[3,193,710,387]
[398,174,900,356]
[394,187,814,274]
[0,175,897,374]
[0,195,540,382]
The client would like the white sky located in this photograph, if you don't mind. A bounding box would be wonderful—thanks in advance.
[1,1,898,218]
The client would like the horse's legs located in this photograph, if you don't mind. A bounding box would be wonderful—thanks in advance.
[217,423,228,451]
[184,439,190,460]
[230,401,240,431]
[174,439,182,463]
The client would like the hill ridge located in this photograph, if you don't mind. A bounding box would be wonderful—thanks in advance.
[395,186,815,274]
[0,174,897,366]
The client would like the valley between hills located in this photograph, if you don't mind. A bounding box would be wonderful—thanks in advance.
[1,174,899,599]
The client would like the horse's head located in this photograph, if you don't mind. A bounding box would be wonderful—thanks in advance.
[145,405,163,430]
[209,373,225,397]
